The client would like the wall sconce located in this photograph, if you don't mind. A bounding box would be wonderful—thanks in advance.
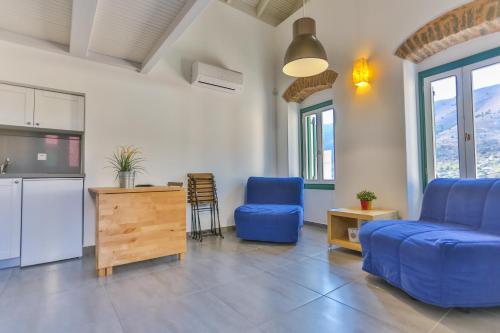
[352,58,370,87]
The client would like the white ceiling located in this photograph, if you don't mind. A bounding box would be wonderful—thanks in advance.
[0,0,72,45]
[89,0,187,63]
[220,0,303,26]
[0,0,211,73]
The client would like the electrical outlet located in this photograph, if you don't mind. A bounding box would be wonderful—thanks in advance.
[37,153,47,161]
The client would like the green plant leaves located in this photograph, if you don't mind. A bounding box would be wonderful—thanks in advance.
[356,190,377,201]
[107,145,145,177]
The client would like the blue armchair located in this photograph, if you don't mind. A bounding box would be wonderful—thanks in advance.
[360,178,500,308]
[235,177,304,243]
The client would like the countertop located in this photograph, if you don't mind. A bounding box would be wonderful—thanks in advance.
[88,186,183,194]
[0,173,85,179]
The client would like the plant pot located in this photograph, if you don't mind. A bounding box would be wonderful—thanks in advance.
[360,200,372,210]
[118,171,135,188]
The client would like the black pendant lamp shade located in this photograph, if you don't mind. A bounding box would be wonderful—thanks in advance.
[283,17,328,78]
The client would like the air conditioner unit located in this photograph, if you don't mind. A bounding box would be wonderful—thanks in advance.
[191,62,243,94]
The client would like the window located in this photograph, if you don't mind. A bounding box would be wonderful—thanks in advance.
[301,100,335,189]
[421,50,500,183]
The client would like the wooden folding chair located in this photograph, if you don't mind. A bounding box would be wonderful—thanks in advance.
[187,173,223,241]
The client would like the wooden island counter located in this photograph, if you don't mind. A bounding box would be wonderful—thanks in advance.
[89,186,186,276]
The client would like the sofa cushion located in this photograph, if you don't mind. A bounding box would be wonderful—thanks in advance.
[360,220,471,287]
[246,177,304,206]
[419,178,457,223]
[480,180,500,233]
[443,179,496,228]
[235,204,303,243]
[400,230,500,307]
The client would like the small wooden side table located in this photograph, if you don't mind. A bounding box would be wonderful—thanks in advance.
[327,208,398,252]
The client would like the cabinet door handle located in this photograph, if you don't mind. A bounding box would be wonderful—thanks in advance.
[14,180,19,184]
[26,121,32,125]
[35,123,40,127]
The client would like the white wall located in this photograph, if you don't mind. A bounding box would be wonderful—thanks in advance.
[275,0,496,219]
[0,1,277,246]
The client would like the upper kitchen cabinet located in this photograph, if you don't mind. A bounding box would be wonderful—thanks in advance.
[34,90,84,132]
[0,84,35,127]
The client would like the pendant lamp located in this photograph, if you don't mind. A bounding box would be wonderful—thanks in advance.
[282,1,328,77]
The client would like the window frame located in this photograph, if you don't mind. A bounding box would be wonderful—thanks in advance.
[418,47,500,189]
[300,100,335,190]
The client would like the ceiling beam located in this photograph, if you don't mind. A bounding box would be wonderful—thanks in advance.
[0,29,140,71]
[140,0,211,74]
[256,0,271,17]
[69,0,98,57]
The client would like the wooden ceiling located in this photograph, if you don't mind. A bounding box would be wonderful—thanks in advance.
[220,0,304,26]
[0,0,211,73]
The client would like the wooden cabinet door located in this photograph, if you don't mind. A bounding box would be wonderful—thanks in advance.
[0,84,34,127]
[0,178,22,260]
[34,90,84,131]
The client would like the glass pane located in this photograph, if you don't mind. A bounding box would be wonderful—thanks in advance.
[472,62,500,178]
[431,76,460,178]
[303,114,317,180]
[322,109,335,180]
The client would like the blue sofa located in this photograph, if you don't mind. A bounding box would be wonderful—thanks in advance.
[360,178,500,308]
[235,177,304,243]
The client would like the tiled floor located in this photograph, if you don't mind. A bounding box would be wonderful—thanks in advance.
[0,225,499,333]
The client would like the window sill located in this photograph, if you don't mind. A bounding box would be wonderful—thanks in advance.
[304,183,335,190]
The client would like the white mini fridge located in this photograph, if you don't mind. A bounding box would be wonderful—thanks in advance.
[21,178,83,267]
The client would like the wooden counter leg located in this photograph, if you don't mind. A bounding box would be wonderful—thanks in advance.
[97,268,106,277]
[178,253,185,260]
[105,267,113,276]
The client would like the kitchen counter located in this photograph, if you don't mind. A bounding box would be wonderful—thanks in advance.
[0,173,85,179]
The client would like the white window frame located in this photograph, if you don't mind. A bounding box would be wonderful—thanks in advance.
[423,55,500,181]
[301,104,336,185]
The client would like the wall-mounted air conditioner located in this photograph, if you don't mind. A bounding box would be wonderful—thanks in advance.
[191,62,243,94]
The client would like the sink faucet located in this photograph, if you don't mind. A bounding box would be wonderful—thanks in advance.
[0,157,10,174]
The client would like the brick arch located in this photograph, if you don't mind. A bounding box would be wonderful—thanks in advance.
[395,0,500,64]
[282,70,338,103]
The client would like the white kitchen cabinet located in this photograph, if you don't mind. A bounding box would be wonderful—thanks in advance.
[34,90,84,131]
[0,178,22,261]
[21,178,83,266]
[0,84,34,127]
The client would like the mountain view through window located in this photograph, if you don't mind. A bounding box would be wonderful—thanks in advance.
[432,62,500,178]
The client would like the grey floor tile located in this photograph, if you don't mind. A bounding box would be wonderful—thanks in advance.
[0,259,101,303]
[210,271,321,325]
[151,265,207,297]
[266,257,356,294]
[311,247,364,274]
[235,247,306,271]
[431,309,500,333]
[326,276,447,333]
[260,296,400,333]
[0,267,13,296]
[121,290,254,333]
[0,284,121,333]
[105,272,176,318]
[5,226,499,333]
[257,240,327,258]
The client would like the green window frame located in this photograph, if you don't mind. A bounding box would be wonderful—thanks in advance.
[300,100,336,190]
[418,47,500,190]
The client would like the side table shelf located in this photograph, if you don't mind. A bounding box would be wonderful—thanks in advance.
[327,208,398,252]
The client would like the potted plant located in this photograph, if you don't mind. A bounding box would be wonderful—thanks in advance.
[356,190,377,210]
[108,146,145,188]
